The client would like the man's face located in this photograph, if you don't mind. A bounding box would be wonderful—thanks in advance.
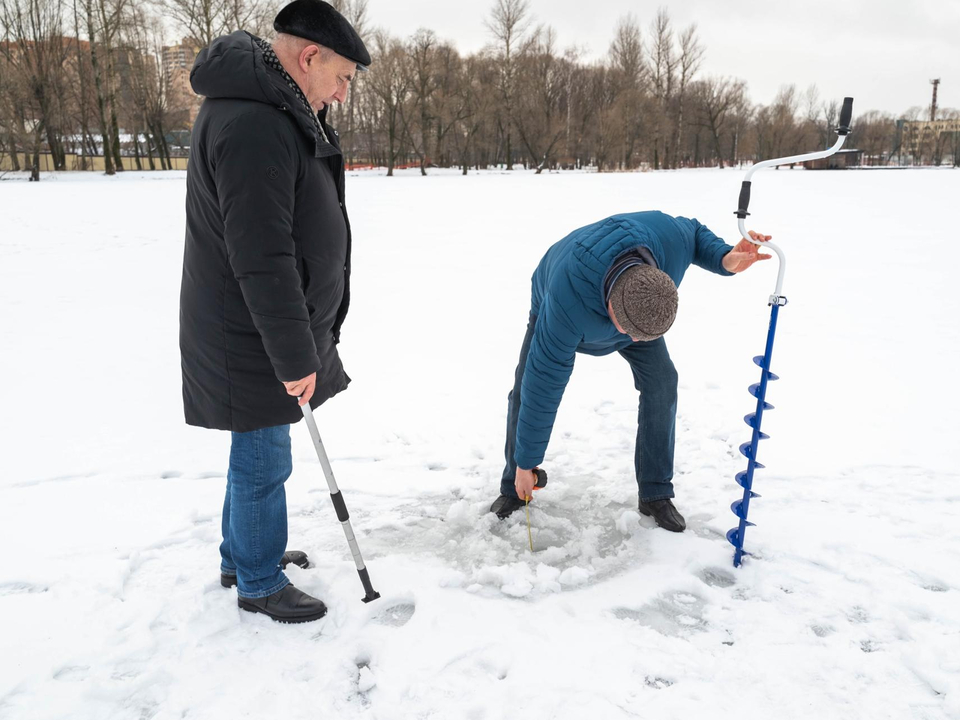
[302,47,356,111]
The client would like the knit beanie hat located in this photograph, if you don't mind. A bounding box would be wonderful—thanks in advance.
[609,265,678,341]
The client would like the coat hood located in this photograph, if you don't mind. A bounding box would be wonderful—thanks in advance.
[190,31,338,158]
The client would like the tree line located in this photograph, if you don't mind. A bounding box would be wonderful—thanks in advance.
[2,0,956,181]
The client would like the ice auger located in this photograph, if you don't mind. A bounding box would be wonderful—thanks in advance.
[727,97,854,568]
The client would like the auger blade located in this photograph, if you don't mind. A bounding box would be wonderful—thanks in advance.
[748,383,774,399]
[726,527,741,547]
[727,528,753,553]
[743,417,772,440]
[735,474,762,497]
[739,445,766,468]
[752,356,780,381]
[730,500,758,523]
[747,385,775,409]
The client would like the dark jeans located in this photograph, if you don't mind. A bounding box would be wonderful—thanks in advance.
[500,314,678,502]
[219,424,293,599]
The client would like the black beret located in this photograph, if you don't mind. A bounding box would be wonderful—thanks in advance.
[274,0,371,71]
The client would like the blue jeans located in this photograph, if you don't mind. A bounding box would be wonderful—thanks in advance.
[500,314,678,502]
[219,424,292,599]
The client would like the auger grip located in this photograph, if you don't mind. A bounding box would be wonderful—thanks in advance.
[735,181,751,218]
[837,97,854,135]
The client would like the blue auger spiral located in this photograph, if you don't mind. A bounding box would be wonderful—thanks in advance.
[727,298,783,567]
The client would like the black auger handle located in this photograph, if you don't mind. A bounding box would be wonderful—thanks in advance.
[837,97,854,135]
[735,181,751,219]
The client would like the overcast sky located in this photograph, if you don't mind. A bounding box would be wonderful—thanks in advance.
[364,0,958,116]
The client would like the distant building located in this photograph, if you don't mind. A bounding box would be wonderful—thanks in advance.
[162,38,203,127]
[802,148,863,170]
[899,118,960,166]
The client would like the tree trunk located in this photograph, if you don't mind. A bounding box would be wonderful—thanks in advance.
[30,124,44,181]
[132,131,142,170]
[8,132,21,171]
[85,2,114,176]
[100,25,123,171]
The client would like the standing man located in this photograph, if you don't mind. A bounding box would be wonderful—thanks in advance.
[490,211,771,530]
[180,0,370,624]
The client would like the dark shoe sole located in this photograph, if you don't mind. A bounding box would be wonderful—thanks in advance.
[237,598,327,624]
[638,504,686,533]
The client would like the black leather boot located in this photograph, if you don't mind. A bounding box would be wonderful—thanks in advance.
[638,498,686,533]
[221,550,311,589]
[238,584,327,623]
[489,494,526,520]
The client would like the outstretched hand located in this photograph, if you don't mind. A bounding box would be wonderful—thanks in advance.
[722,230,773,273]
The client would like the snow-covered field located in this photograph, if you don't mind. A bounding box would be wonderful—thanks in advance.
[1,167,958,719]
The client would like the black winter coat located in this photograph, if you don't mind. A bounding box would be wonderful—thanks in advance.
[180,31,351,432]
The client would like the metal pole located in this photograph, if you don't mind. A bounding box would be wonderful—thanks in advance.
[301,404,380,603]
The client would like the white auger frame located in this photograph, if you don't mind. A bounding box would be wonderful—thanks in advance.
[735,97,854,302]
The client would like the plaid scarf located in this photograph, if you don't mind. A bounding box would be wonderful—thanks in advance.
[255,37,328,145]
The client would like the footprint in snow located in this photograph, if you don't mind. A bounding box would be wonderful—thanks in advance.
[613,591,707,637]
[0,581,49,596]
[644,676,674,689]
[697,567,736,589]
[371,602,416,627]
[811,625,835,638]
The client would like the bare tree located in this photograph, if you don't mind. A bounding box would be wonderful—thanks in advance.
[365,30,408,176]
[693,76,744,168]
[609,15,645,168]
[0,0,70,179]
[156,0,223,47]
[326,0,368,166]
[92,0,128,170]
[399,28,436,175]
[223,0,270,36]
[449,53,492,174]
[485,0,529,170]
[673,23,702,167]
[512,25,567,172]
[647,7,676,169]
[79,0,113,172]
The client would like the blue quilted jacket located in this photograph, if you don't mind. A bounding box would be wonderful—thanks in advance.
[515,211,735,469]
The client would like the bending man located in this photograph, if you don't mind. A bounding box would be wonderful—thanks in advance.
[491,211,770,531]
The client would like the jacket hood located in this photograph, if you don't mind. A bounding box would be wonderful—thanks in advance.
[190,31,338,158]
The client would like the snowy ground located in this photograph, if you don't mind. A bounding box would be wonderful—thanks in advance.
[1,166,958,720]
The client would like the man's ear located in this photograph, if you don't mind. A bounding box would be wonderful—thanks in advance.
[300,44,320,71]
